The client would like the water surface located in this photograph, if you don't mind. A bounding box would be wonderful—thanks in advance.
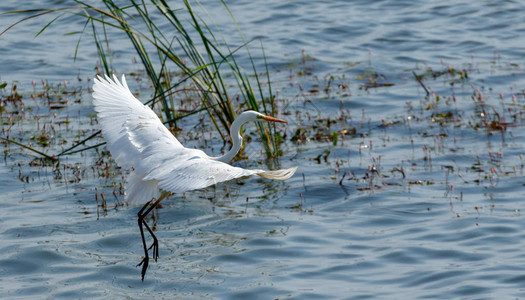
[2,0,525,298]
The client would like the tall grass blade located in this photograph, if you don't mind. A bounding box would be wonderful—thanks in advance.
[3,0,285,159]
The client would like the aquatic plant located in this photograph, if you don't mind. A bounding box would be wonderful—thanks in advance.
[2,0,283,159]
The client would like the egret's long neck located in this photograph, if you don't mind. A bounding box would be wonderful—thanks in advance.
[213,116,245,163]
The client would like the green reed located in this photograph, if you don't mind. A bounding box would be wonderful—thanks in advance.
[2,0,283,159]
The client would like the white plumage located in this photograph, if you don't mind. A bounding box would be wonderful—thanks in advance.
[92,74,296,281]
[92,74,297,204]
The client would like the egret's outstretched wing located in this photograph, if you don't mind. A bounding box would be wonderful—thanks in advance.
[157,162,297,192]
[92,74,182,168]
[130,134,297,194]
[143,154,297,193]
[93,74,297,204]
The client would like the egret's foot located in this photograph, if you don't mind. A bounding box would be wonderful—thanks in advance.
[148,239,159,262]
[136,239,158,281]
[137,255,149,281]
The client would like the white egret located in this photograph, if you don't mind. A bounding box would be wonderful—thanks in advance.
[92,74,296,280]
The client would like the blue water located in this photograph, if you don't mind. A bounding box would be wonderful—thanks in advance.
[2,0,525,298]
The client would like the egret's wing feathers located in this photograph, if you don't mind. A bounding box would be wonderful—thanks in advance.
[92,74,182,168]
[151,157,260,193]
[124,110,183,153]
[134,138,297,193]
[145,156,296,193]
[93,74,297,202]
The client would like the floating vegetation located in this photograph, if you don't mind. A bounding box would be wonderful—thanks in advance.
[0,21,523,224]
[3,0,285,159]
[274,53,525,219]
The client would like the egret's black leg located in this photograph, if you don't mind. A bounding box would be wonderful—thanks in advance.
[144,221,159,260]
[137,200,153,281]
[136,191,170,281]
[141,206,160,260]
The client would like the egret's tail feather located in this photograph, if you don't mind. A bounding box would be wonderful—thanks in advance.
[257,167,297,180]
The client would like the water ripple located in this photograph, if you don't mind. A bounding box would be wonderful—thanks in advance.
[2,0,525,299]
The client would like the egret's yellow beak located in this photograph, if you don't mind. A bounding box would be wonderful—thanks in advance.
[261,115,287,123]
